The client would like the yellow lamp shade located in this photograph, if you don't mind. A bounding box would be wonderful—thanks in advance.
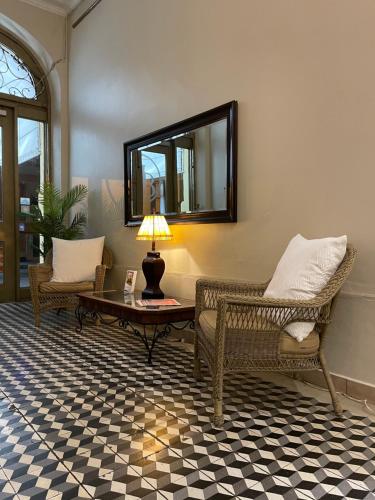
[136,214,173,241]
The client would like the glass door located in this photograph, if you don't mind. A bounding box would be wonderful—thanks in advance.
[17,117,46,296]
[0,107,47,302]
[0,108,16,302]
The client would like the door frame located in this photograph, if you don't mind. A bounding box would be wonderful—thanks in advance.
[0,98,50,301]
[0,29,51,302]
[0,107,16,302]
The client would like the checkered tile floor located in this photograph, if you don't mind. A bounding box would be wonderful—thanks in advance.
[0,302,374,499]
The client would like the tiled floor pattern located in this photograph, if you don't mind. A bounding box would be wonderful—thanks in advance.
[0,302,374,499]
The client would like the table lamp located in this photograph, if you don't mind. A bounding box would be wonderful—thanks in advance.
[136,213,173,299]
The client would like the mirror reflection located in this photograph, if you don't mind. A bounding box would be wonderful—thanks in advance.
[130,118,227,216]
[124,101,237,225]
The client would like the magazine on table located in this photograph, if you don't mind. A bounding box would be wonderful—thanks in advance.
[136,299,181,307]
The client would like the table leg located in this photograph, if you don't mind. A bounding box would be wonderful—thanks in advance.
[75,304,85,332]
[125,323,158,365]
[141,321,195,365]
[75,305,99,332]
[74,310,194,365]
[147,325,159,365]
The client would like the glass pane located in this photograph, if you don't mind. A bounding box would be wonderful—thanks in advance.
[131,149,167,216]
[0,242,3,285]
[18,118,45,287]
[128,118,228,219]
[0,43,40,99]
[176,146,192,213]
[141,151,167,214]
[0,126,2,222]
[19,232,39,288]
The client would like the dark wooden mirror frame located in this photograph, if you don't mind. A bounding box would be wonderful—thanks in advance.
[124,101,237,226]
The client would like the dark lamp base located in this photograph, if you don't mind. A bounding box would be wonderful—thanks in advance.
[141,251,165,299]
[142,289,164,299]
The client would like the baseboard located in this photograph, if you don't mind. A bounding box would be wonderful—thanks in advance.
[300,370,375,404]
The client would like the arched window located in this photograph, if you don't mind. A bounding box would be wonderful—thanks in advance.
[0,31,49,107]
[0,30,50,302]
[0,42,45,100]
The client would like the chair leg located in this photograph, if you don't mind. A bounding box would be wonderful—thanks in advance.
[212,370,224,427]
[193,334,202,380]
[35,313,40,328]
[193,356,202,380]
[320,351,343,416]
[213,399,223,426]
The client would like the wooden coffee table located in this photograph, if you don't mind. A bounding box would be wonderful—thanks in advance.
[76,290,195,364]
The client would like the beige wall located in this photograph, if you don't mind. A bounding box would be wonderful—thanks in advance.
[70,0,375,386]
[0,0,68,190]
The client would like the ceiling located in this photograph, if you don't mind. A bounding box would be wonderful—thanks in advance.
[19,0,83,15]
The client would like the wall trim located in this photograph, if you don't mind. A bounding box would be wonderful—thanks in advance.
[341,290,375,300]
[72,0,102,28]
[301,370,375,404]
[18,0,68,16]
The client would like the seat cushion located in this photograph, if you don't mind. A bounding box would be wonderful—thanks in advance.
[39,281,94,294]
[199,310,320,357]
[279,330,319,356]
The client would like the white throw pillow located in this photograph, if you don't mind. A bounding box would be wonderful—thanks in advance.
[51,237,105,283]
[263,234,347,342]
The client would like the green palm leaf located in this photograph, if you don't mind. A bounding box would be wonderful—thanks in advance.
[38,183,63,219]
[61,185,88,219]
[25,182,88,257]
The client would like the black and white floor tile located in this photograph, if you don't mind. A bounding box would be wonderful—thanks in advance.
[0,302,374,499]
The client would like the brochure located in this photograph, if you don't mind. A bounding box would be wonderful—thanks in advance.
[136,299,181,307]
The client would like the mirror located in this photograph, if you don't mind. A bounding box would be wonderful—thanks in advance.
[124,101,237,225]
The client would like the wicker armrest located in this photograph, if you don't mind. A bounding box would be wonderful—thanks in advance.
[102,246,113,270]
[216,293,327,331]
[196,278,269,316]
[28,263,53,285]
[219,294,325,308]
[95,264,107,292]
[95,247,113,291]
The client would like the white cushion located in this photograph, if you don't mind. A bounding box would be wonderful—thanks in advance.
[51,237,105,283]
[263,234,347,341]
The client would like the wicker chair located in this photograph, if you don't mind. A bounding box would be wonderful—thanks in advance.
[194,245,356,426]
[29,246,113,327]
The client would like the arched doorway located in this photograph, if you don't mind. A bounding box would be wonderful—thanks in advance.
[0,30,50,302]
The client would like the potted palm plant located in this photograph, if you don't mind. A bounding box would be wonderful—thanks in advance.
[26,182,88,258]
